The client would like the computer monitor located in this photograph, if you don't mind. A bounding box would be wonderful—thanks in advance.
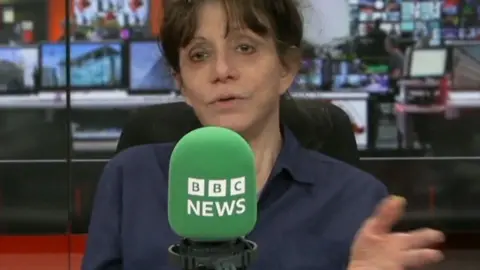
[332,59,390,93]
[73,0,150,28]
[409,48,447,78]
[0,45,39,95]
[442,0,480,41]
[128,41,176,94]
[292,58,323,91]
[39,41,126,90]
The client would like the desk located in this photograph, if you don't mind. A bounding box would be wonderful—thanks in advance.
[395,91,480,149]
[449,92,480,108]
[0,91,370,109]
[0,91,370,152]
[0,91,182,109]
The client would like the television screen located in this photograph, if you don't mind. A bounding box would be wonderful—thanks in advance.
[73,0,150,27]
[40,42,124,89]
[292,58,323,91]
[442,0,480,40]
[410,48,447,77]
[334,73,390,93]
[396,1,441,45]
[0,46,39,94]
[354,0,401,22]
[129,41,176,93]
[332,60,390,93]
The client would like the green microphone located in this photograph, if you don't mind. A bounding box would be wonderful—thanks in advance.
[168,127,258,270]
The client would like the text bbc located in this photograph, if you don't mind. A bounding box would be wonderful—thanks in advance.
[187,177,246,197]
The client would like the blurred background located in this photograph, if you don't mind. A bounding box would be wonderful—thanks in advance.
[0,0,480,269]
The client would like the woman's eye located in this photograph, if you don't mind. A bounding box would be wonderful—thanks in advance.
[236,44,256,54]
[190,51,209,62]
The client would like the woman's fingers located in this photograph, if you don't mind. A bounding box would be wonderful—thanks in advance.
[349,195,445,270]
[366,196,407,235]
[401,249,444,268]
[400,228,445,250]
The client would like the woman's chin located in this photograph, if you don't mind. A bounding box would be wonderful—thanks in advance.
[204,119,250,134]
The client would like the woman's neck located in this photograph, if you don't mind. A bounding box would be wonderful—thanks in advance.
[244,116,282,192]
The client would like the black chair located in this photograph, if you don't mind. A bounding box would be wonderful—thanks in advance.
[117,99,359,166]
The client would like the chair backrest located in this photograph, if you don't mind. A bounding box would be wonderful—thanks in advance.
[117,100,359,166]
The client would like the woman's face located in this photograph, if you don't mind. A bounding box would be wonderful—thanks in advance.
[176,1,296,134]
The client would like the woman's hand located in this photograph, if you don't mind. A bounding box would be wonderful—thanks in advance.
[348,196,445,270]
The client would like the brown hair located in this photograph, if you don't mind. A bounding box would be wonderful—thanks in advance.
[160,0,303,72]
[159,0,328,150]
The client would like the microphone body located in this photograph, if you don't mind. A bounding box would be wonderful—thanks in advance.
[168,127,258,270]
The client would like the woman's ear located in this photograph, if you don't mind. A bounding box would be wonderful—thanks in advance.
[279,48,301,95]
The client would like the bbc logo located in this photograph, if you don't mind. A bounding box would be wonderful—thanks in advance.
[188,177,246,197]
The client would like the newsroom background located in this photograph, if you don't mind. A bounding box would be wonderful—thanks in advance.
[0,0,479,268]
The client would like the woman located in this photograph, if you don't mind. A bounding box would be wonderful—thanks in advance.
[82,0,444,269]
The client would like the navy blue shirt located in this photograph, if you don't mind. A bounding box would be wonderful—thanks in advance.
[82,128,388,270]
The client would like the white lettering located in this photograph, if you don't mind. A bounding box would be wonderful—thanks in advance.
[187,177,248,197]
[235,198,246,214]
[187,199,201,215]
[188,178,205,196]
[215,200,236,217]
[208,180,227,197]
[187,199,246,216]
[202,201,214,217]
[230,177,246,196]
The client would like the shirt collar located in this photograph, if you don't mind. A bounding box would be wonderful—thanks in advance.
[271,125,317,185]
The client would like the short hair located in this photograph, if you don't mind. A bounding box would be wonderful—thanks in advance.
[159,0,328,149]
[160,0,303,72]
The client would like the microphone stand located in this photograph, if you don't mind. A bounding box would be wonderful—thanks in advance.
[168,238,257,270]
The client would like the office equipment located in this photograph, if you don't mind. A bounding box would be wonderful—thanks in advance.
[129,41,177,94]
[332,59,390,93]
[293,58,323,91]
[442,0,480,41]
[409,48,447,77]
[0,45,39,95]
[39,41,126,90]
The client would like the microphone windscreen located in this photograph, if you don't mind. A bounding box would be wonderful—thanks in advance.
[168,127,257,241]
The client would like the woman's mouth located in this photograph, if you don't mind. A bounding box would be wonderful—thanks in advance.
[213,96,244,109]
[218,97,236,102]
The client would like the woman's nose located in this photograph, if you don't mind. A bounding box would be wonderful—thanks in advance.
[212,52,238,83]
